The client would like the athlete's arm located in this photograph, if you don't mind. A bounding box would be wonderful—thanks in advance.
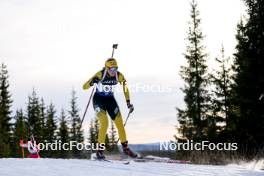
[118,72,134,112]
[118,72,131,102]
[83,71,102,90]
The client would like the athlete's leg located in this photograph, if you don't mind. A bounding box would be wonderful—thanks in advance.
[113,112,127,143]
[105,97,127,143]
[95,109,108,160]
[113,112,137,158]
[93,94,108,144]
[106,97,137,158]
[97,110,109,144]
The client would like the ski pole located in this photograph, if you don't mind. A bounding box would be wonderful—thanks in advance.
[81,44,118,128]
[123,109,133,127]
[20,139,25,158]
[22,147,25,158]
[116,109,133,144]
[80,86,95,127]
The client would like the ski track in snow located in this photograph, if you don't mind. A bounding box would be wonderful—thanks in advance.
[0,158,263,176]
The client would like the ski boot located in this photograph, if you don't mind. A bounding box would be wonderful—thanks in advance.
[121,141,138,158]
[95,143,106,160]
[96,149,106,160]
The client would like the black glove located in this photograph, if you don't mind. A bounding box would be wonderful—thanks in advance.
[91,77,100,86]
[126,100,134,113]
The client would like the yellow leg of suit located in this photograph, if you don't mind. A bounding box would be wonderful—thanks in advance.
[97,110,108,144]
[113,112,127,143]
[97,111,127,144]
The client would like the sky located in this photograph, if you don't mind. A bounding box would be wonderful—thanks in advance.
[0,0,246,143]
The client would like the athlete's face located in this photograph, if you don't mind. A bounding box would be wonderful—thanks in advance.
[107,67,118,77]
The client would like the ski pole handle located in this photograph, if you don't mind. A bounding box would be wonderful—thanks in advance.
[111,44,118,57]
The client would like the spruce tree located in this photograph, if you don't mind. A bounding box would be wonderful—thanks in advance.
[176,0,209,141]
[69,90,83,157]
[12,109,27,157]
[39,98,46,142]
[26,89,42,142]
[0,63,13,157]
[233,0,264,153]
[94,117,99,144]
[209,46,233,141]
[88,119,96,144]
[57,109,70,158]
[105,133,110,152]
[108,121,118,152]
[45,103,57,157]
[88,119,96,154]
[45,103,57,143]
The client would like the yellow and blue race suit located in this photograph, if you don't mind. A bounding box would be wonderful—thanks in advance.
[83,69,130,144]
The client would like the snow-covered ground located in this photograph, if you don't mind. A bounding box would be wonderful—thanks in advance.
[0,158,263,176]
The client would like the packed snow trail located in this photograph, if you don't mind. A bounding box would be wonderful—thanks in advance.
[0,158,263,176]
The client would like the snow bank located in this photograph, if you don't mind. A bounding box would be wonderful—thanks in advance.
[0,158,263,176]
[229,159,264,171]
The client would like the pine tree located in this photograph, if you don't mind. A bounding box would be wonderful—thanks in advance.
[94,117,99,144]
[26,89,42,142]
[39,98,46,142]
[108,121,118,152]
[176,0,209,141]
[0,63,13,157]
[45,103,57,143]
[105,133,110,152]
[69,90,83,157]
[88,119,96,144]
[209,46,233,141]
[57,109,70,158]
[44,103,57,157]
[233,0,264,154]
[87,119,97,154]
[12,109,27,157]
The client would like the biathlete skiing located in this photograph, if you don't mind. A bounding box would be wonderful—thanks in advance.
[83,57,138,160]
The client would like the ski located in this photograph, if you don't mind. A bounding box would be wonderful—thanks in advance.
[90,153,130,165]
[123,155,191,164]
[93,159,130,165]
[108,160,130,165]
[91,154,190,165]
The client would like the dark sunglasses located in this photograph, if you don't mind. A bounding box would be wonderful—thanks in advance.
[109,67,118,72]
